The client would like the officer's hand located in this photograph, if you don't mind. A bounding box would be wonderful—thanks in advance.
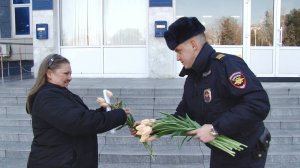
[129,121,141,137]
[187,124,216,143]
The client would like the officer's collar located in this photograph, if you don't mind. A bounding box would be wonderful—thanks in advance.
[179,43,215,77]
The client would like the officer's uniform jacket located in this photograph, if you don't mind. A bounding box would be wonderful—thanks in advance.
[175,43,270,167]
[27,82,127,168]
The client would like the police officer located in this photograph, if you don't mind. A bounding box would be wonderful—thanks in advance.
[164,17,271,168]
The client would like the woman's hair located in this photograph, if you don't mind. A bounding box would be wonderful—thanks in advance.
[26,54,70,114]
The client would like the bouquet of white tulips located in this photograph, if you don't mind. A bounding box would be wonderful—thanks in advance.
[124,112,247,158]
[152,113,248,157]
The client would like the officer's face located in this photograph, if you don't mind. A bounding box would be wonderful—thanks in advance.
[175,40,198,69]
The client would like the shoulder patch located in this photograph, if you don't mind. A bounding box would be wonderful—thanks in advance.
[216,54,225,60]
[229,71,246,89]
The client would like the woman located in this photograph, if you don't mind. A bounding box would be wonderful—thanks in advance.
[26,54,128,168]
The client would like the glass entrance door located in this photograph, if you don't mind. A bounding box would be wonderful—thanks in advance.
[249,0,275,76]
[277,0,300,76]
[249,0,300,77]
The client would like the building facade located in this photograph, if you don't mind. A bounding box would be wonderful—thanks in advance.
[1,0,300,78]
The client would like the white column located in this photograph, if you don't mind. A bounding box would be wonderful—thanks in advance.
[32,1,59,77]
[148,7,175,78]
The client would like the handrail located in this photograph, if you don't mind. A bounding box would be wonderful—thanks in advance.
[0,42,33,83]
[0,42,33,45]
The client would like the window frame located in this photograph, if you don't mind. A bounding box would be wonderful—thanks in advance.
[11,0,32,38]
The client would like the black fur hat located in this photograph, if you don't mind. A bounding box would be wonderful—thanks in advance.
[164,17,205,50]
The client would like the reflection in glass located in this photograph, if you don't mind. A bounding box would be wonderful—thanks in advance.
[104,0,147,45]
[251,0,273,46]
[281,0,300,46]
[176,0,243,45]
[13,0,30,4]
[15,7,30,35]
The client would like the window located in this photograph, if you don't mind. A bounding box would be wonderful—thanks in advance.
[281,0,300,46]
[61,0,102,46]
[251,0,273,46]
[176,0,243,45]
[60,0,147,46]
[13,0,30,4]
[103,0,147,45]
[12,0,31,37]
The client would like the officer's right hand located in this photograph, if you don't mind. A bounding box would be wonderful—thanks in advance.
[129,121,141,137]
[187,124,216,143]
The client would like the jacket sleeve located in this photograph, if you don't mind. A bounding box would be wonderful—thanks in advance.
[212,56,270,136]
[33,88,127,136]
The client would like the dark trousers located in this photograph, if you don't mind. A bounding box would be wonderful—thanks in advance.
[209,148,267,168]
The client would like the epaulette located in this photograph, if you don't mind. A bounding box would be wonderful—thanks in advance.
[214,53,226,61]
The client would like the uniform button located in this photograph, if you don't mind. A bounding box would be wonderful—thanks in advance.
[258,154,262,157]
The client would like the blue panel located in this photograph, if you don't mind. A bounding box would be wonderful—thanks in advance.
[36,24,48,39]
[1,23,11,38]
[149,0,172,7]
[155,21,167,37]
[15,7,30,35]
[0,0,10,6]
[32,0,53,10]
[13,0,30,4]
[0,7,10,18]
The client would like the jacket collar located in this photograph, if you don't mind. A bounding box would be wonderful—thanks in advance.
[179,42,215,77]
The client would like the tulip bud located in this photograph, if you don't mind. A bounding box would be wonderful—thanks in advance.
[141,119,150,125]
[100,102,109,108]
[141,126,152,136]
[140,134,150,143]
[106,90,113,98]
[146,135,157,142]
[96,97,106,104]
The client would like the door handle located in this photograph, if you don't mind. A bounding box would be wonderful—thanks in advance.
[279,27,283,46]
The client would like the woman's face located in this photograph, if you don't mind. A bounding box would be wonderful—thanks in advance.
[47,63,72,87]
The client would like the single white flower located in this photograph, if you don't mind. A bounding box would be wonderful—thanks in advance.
[100,102,109,108]
[106,90,113,98]
[136,124,147,135]
[96,97,106,104]
[141,119,150,125]
[146,135,157,142]
[141,126,152,136]
[140,134,150,143]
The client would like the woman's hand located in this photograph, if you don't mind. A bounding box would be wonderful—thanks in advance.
[123,108,131,115]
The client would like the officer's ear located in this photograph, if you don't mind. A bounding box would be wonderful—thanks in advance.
[190,38,198,51]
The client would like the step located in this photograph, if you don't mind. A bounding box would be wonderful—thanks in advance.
[0,158,27,168]
[0,157,298,168]
[0,126,299,146]
[2,118,297,129]
[1,93,300,106]
[0,142,299,165]
[0,131,298,146]
[1,105,300,119]
[0,106,27,115]
[2,86,300,97]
